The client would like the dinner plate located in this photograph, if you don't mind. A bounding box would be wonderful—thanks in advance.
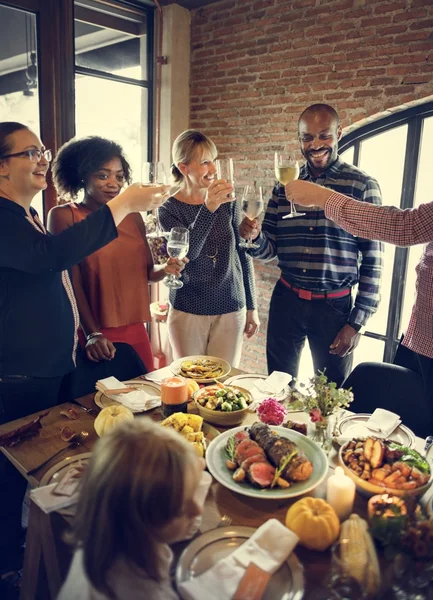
[338,413,416,448]
[176,525,304,600]
[225,373,290,400]
[94,379,161,413]
[170,355,231,383]
[39,452,92,487]
[206,425,328,500]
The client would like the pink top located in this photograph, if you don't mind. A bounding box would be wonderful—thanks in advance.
[325,192,433,359]
[68,203,151,328]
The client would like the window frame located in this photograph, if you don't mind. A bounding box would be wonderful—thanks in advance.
[339,101,433,362]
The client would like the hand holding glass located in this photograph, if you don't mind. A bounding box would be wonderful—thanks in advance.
[274,152,305,219]
[239,185,264,249]
[141,162,169,238]
[163,227,189,289]
[215,158,236,199]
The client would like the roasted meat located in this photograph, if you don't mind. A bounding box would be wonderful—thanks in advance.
[234,439,265,464]
[247,461,275,488]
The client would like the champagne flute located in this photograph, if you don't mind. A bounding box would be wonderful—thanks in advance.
[239,185,264,249]
[141,161,169,238]
[215,158,236,199]
[163,227,189,289]
[274,152,305,219]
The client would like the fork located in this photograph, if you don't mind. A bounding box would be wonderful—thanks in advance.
[217,514,232,528]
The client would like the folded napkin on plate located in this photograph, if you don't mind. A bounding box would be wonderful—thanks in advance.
[366,408,401,437]
[96,377,161,412]
[30,483,80,514]
[178,519,298,600]
[248,371,292,408]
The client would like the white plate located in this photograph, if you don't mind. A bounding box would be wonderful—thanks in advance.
[205,425,328,500]
[176,525,304,600]
[338,413,416,448]
[39,452,92,487]
[225,373,290,401]
[94,379,161,413]
[170,355,231,383]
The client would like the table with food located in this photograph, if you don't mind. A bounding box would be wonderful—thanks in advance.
[1,354,433,600]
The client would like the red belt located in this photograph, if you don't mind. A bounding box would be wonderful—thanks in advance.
[280,277,351,300]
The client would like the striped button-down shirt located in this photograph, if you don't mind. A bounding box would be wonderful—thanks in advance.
[326,191,433,359]
[251,158,383,328]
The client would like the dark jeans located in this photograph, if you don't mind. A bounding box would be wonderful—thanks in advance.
[0,375,62,571]
[267,280,353,386]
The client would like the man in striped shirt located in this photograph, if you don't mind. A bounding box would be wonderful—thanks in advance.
[287,178,433,413]
[240,104,383,385]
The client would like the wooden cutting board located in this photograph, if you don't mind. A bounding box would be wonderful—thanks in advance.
[0,403,97,477]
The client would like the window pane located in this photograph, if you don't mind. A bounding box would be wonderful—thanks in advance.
[340,146,354,165]
[75,75,148,180]
[352,336,385,369]
[357,125,408,337]
[401,115,433,334]
[75,20,147,80]
[0,5,43,217]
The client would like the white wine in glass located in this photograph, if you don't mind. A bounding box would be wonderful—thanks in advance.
[163,227,189,289]
[274,152,305,219]
[141,161,169,238]
[239,185,264,249]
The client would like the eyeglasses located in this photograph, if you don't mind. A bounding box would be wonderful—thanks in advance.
[0,149,52,163]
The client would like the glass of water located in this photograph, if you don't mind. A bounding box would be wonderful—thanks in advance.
[163,227,189,289]
[239,185,264,249]
[141,161,170,238]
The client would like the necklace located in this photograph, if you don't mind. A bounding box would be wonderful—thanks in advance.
[207,247,218,268]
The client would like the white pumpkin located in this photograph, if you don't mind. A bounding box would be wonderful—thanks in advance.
[94,405,134,437]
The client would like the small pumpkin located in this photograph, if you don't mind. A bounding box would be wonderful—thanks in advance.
[94,405,134,437]
[186,379,200,399]
[285,497,340,551]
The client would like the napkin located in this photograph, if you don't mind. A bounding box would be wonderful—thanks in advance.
[248,371,292,408]
[178,519,299,600]
[366,408,401,437]
[30,483,80,514]
[182,471,213,540]
[96,377,161,412]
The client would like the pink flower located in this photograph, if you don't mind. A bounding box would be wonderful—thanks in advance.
[309,408,324,423]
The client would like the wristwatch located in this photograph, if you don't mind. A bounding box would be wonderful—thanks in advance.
[348,322,364,333]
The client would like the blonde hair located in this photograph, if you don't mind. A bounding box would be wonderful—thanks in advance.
[171,129,217,184]
[71,418,198,598]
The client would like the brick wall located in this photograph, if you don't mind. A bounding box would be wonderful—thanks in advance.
[189,0,433,373]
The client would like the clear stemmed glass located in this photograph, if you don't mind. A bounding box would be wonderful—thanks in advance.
[163,227,189,289]
[239,185,264,249]
[141,162,169,238]
[274,152,305,219]
[215,158,236,199]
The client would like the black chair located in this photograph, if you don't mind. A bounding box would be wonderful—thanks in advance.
[59,342,147,403]
[342,361,432,439]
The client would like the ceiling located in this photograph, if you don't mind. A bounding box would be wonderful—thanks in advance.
[157,0,221,9]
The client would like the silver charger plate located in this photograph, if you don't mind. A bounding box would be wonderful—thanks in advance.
[176,525,304,600]
[39,452,92,487]
[338,413,416,448]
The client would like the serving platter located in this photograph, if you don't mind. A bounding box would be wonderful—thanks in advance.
[94,379,161,413]
[39,452,92,487]
[176,525,304,600]
[170,355,231,383]
[338,413,416,448]
[205,425,328,500]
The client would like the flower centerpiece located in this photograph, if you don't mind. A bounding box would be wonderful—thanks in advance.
[289,371,353,451]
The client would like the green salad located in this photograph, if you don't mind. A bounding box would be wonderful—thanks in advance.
[197,385,251,412]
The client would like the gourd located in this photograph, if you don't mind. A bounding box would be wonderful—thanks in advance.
[285,497,340,551]
[94,405,134,437]
[186,379,200,399]
[339,514,381,595]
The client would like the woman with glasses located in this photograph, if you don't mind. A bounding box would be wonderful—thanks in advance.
[48,137,186,372]
[0,121,168,573]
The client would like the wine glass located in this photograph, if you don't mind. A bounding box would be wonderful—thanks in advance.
[239,185,264,249]
[141,161,169,238]
[274,152,305,219]
[215,158,236,199]
[163,227,189,289]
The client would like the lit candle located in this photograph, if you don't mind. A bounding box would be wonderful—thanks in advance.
[326,466,356,521]
[161,376,189,418]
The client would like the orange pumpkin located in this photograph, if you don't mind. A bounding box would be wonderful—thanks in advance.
[285,497,340,551]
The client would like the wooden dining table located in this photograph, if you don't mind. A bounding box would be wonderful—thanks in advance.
[0,364,431,600]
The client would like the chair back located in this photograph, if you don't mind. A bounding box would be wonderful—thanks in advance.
[59,342,147,403]
[343,361,431,438]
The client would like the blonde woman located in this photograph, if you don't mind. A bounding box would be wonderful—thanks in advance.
[58,419,204,600]
[159,130,259,367]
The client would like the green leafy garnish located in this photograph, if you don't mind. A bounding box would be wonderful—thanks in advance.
[225,435,236,462]
[388,443,430,474]
[270,450,298,488]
